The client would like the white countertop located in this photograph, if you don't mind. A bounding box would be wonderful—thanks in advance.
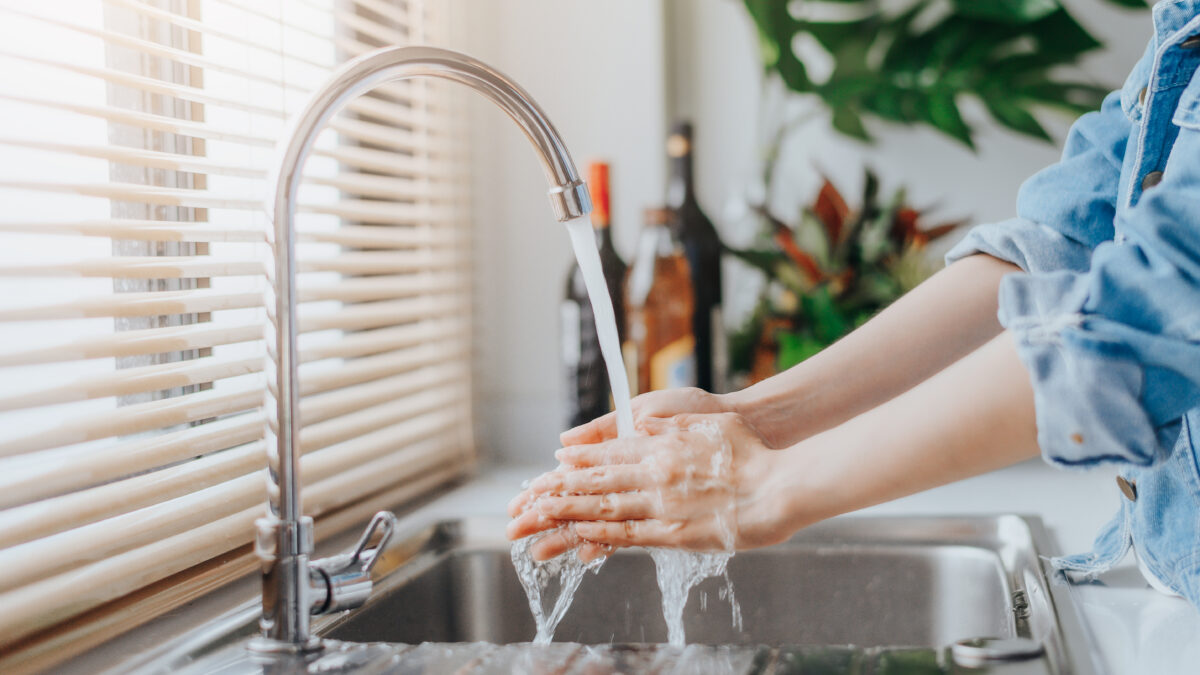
[426,460,1200,675]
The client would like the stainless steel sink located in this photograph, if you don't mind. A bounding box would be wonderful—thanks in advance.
[325,519,1009,646]
[115,515,1099,674]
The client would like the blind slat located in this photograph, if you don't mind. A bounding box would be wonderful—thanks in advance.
[0,220,459,244]
[0,273,464,321]
[0,302,467,367]
[0,250,463,279]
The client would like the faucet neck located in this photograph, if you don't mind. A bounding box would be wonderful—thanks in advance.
[257,45,590,653]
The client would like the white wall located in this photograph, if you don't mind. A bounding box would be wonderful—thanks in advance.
[453,1,668,467]
[455,0,1151,467]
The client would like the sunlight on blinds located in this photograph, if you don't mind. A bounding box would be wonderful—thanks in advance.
[0,0,473,659]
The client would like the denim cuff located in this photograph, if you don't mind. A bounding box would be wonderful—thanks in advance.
[998,272,1165,468]
[945,217,1096,275]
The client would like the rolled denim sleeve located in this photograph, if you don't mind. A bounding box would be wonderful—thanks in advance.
[946,91,1129,274]
[999,128,1200,468]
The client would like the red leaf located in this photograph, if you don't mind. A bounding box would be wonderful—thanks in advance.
[892,207,920,243]
[773,227,824,285]
[813,179,850,244]
[920,221,966,241]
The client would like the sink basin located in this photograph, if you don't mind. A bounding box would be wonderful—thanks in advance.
[327,521,1010,646]
[114,515,1099,674]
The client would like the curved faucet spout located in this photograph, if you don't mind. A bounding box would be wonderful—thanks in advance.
[255,46,591,653]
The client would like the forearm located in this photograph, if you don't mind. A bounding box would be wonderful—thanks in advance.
[769,332,1039,532]
[726,254,1020,447]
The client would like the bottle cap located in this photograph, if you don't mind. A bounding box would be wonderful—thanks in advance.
[667,121,692,158]
[587,161,611,227]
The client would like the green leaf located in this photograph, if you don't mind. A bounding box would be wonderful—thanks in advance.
[981,92,1051,141]
[744,0,812,91]
[1103,0,1147,7]
[924,90,975,148]
[728,247,788,277]
[801,286,849,344]
[777,331,826,371]
[831,105,871,141]
[953,0,1060,24]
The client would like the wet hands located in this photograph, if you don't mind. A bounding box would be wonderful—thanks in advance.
[507,412,783,562]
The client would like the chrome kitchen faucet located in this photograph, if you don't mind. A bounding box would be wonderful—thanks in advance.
[255,46,591,653]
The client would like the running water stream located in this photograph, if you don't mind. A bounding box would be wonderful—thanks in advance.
[512,217,736,646]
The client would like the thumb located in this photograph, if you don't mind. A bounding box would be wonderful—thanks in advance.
[560,411,617,446]
[636,415,685,436]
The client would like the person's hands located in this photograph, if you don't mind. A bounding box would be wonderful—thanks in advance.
[507,412,789,562]
[559,388,735,447]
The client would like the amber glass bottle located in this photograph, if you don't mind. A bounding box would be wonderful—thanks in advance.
[624,207,696,396]
[562,161,627,428]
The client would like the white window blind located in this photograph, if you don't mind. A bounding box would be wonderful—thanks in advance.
[0,0,473,663]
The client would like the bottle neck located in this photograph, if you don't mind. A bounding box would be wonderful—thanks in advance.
[666,154,694,210]
[593,221,613,249]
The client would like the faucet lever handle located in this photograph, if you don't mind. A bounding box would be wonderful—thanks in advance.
[309,511,396,615]
[348,511,397,574]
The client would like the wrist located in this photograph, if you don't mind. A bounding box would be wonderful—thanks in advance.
[734,447,795,548]
[722,379,818,449]
[773,434,854,535]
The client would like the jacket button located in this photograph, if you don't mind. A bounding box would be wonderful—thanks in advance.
[1142,171,1164,190]
[1117,475,1138,501]
[1139,86,1148,106]
[1183,34,1200,49]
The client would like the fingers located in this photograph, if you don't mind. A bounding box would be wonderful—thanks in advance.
[537,493,658,521]
[555,439,646,467]
[527,529,614,563]
[560,412,617,446]
[508,464,652,517]
[634,415,683,436]
[507,489,537,518]
[531,465,651,495]
[505,506,561,540]
[578,541,613,563]
[573,520,679,548]
[530,528,577,561]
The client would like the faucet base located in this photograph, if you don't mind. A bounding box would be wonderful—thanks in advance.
[247,635,325,656]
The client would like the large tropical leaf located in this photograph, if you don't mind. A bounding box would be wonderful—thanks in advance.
[743,0,1147,147]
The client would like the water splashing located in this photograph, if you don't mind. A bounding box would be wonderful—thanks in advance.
[511,532,604,644]
[648,420,741,646]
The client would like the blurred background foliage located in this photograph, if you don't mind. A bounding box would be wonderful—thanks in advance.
[728,0,1147,382]
[743,0,1148,147]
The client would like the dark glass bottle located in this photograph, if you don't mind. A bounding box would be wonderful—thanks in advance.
[562,161,627,428]
[665,122,725,393]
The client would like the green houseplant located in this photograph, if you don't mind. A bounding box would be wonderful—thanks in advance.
[744,0,1148,146]
[729,0,1148,383]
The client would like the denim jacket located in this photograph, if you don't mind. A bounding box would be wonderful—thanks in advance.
[946,1,1200,608]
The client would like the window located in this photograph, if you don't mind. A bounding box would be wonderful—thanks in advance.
[0,0,472,666]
